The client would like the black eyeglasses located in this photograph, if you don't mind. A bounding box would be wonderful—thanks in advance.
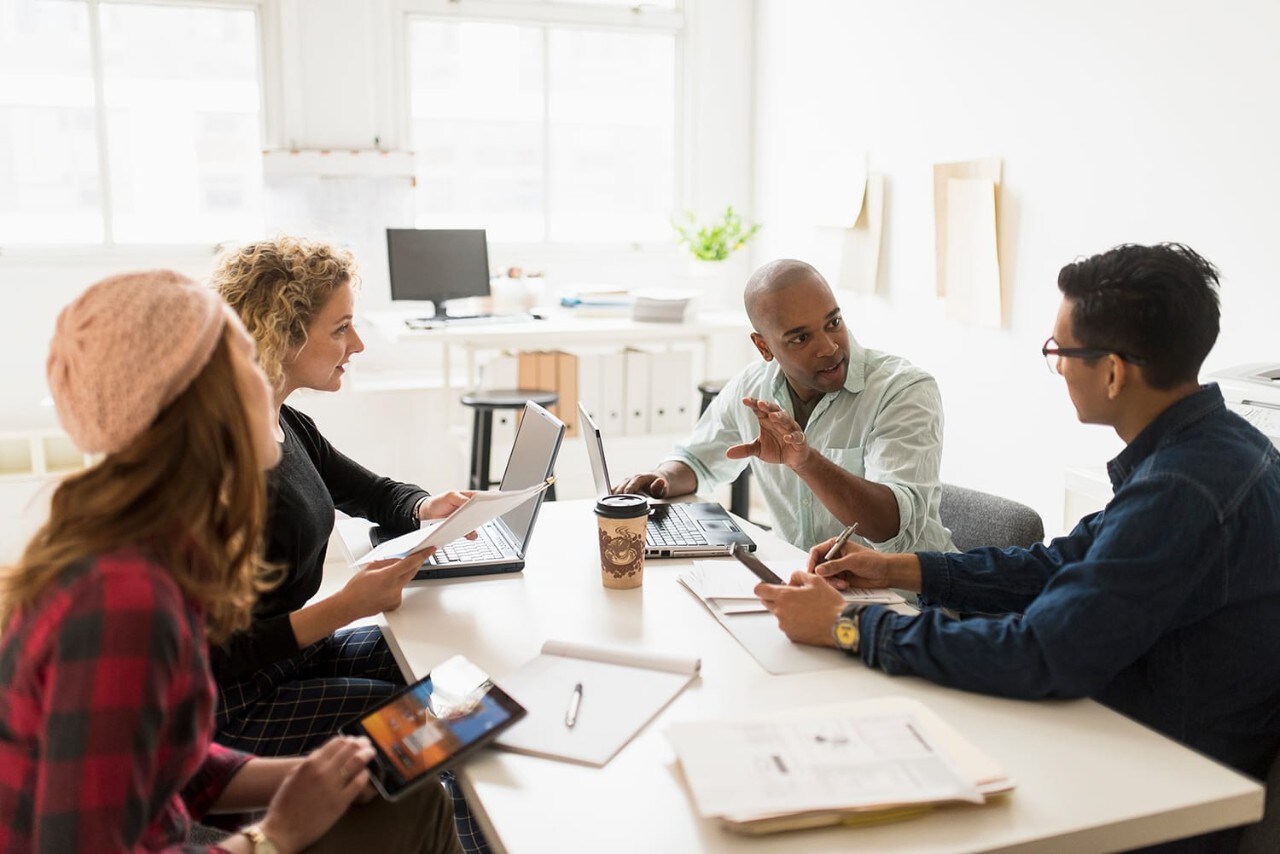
[1041,337,1147,374]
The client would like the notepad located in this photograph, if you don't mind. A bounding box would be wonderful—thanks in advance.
[494,640,700,767]
[666,696,1013,835]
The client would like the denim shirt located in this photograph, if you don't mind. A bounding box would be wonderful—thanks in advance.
[858,384,1280,780]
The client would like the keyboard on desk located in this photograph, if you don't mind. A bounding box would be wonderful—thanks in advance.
[406,314,537,329]
[646,503,709,547]
[425,526,514,564]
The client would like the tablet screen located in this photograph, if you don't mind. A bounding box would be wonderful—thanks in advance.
[346,655,526,800]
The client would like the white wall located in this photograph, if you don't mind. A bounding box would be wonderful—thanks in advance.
[752,0,1280,534]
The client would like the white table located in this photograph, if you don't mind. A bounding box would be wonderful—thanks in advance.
[378,501,1263,853]
[362,310,747,421]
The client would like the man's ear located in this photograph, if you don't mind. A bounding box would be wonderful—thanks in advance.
[1106,355,1130,400]
[750,332,773,362]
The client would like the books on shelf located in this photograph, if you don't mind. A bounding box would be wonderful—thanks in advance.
[494,639,700,767]
[665,696,1013,836]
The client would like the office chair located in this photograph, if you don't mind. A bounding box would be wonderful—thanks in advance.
[1237,748,1280,853]
[939,483,1045,552]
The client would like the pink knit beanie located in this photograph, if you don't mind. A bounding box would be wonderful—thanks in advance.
[47,270,227,454]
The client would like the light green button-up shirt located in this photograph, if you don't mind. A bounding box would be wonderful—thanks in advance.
[665,341,955,553]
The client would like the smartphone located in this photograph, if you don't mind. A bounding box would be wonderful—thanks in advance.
[731,543,784,585]
[340,654,526,801]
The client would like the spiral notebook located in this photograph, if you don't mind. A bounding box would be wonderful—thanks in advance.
[494,640,701,767]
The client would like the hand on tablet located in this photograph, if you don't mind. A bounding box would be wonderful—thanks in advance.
[259,735,376,851]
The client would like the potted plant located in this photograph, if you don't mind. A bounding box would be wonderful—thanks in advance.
[672,206,762,261]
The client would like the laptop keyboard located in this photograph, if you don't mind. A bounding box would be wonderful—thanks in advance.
[647,504,709,547]
[426,525,512,564]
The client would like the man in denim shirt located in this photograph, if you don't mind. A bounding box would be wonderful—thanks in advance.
[757,243,1280,853]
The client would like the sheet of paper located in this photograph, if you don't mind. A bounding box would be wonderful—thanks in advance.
[683,561,905,612]
[932,157,1002,298]
[811,149,868,228]
[353,480,550,566]
[667,709,982,820]
[944,177,1003,328]
[838,172,886,294]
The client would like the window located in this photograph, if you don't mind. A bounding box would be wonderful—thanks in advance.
[406,3,680,245]
[0,0,264,247]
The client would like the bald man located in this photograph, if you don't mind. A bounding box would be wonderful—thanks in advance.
[616,260,954,554]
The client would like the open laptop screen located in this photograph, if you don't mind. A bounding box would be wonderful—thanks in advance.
[497,402,565,548]
[578,403,612,499]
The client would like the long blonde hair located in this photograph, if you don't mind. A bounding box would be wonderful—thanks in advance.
[0,331,277,643]
[213,236,359,390]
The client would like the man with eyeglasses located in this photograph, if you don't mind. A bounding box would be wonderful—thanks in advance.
[757,243,1280,853]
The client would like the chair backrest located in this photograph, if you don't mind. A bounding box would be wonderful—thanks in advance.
[1237,748,1280,854]
[939,483,1045,552]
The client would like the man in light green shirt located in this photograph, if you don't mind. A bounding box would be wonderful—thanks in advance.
[616,259,954,553]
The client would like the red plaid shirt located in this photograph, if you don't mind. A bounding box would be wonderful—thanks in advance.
[0,551,252,852]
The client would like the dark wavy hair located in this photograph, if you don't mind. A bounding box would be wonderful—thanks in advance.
[1057,243,1220,390]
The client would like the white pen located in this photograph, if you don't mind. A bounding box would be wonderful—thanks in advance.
[565,682,583,729]
[821,523,861,564]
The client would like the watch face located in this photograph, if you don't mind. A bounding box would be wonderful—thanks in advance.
[835,618,859,651]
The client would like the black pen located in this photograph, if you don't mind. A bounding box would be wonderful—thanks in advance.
[565,682,583,729]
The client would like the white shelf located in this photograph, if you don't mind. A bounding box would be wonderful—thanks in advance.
[262,149,415,179]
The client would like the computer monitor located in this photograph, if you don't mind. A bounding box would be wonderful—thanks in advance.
[386,228,491,319]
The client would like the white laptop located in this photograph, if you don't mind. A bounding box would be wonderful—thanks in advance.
[368,401,565,579]
[578,402,756,558]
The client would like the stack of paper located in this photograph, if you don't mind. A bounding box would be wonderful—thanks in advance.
[678,559,905,615]
[666,697,1013,835]
[631,289,694,323]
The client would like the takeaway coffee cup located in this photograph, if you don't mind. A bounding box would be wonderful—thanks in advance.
[595,494,649,589]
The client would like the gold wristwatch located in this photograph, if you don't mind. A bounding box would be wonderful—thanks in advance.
[240,825,281,854]
[833,604,865,655]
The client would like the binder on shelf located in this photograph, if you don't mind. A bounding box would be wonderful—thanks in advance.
[556,351,579,439]
[623,348,652,436]
[649,349,693,433]
[577,353,604,428]
[484,352,520,482]
[514,350,579,439]
[495,639,700,767]
[598,351,627,436]
[666,696,1013,836]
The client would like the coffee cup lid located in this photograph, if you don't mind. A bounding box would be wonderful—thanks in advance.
[595,493,650,519]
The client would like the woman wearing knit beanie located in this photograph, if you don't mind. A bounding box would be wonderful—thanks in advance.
[0,271,463,853]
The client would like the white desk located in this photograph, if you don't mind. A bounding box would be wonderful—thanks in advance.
[379,501,1263,853]
[362,310,747,421]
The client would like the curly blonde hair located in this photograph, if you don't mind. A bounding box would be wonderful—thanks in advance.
[213,236,360,389]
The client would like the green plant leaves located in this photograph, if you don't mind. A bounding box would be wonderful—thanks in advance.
[671,206,762,261]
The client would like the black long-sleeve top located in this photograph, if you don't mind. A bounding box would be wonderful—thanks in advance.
[211,405,428,682]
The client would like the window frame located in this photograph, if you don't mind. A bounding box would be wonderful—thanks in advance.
[0,0,275,257]
[394,0,688,254]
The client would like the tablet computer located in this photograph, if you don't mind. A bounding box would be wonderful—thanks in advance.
[731,542,784,585]
[341,654,526,801]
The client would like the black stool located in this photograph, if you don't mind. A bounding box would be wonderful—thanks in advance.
[697,380,752,520]
[460,388,558,496]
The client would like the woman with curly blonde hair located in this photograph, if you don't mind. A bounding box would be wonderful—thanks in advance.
[210,236,490,850]
[0,270,462,853]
